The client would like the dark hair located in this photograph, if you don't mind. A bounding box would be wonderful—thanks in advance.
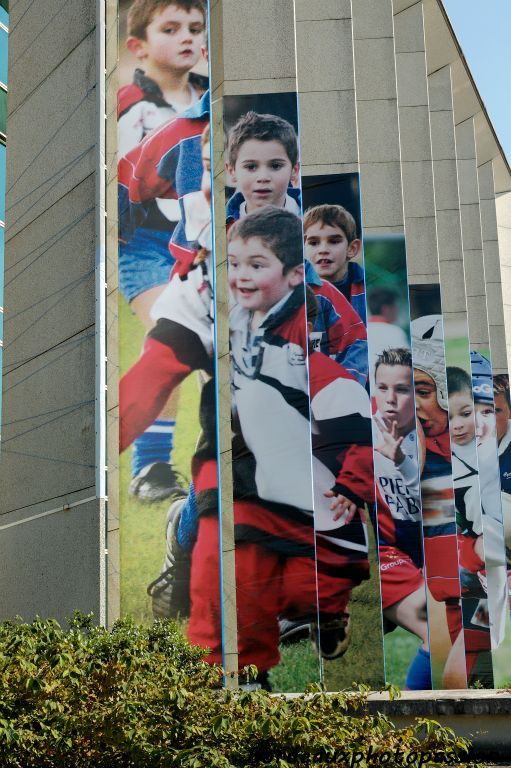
[227,111,298,167]
[128,0,206,39]
[304,204,357,243]
[447,366,472,396]
[367,287,399,316]
[494,374,511,408]
[228,206,303,274]
[374,348,412,378]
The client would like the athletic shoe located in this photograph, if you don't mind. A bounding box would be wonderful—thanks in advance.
[278,618,310,645]
[311,614,352,660]
[147,497,191,619]
[129,462,186,503]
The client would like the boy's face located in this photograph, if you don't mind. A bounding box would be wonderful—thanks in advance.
[413,369,448,437]
[494,392,511,442]
[201,139,211,206]
[305,222,360,283]
[229,139,298,213]
[449,389,475,446]
[228,235,302,317]
[134,5,205,73]
[374,363,415,436]
[474,401,496,445]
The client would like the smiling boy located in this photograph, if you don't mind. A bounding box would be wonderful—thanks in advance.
[304,204,365,323]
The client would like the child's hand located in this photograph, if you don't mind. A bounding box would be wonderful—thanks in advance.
[374,416,405,466]
[324,490,366,524]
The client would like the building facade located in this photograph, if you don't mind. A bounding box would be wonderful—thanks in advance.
[1,0,511,695]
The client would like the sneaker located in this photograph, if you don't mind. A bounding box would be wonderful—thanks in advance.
[129,462,186,503]
[147,497,191,619]
[279,618,310,645]
[311,614,352,660]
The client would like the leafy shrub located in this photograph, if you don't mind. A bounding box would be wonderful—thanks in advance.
[0,614,470,767]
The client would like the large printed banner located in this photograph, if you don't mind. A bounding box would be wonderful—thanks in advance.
[116,0,511,691]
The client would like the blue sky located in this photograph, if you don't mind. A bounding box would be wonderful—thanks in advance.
[442,0,511,162]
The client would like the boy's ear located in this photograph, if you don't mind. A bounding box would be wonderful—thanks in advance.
[287,263,304,287]
[347,238,362,261]
[290,162,300,187]
[201,46,209,63]
[226,162,236,185]
[127,36,147,61]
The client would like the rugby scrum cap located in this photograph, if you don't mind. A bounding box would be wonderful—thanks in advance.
[470,350,494,404]
[410,314,448,411]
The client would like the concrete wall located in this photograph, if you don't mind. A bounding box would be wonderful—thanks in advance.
[0,0,104,623]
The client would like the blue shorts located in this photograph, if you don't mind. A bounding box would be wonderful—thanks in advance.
[119,227,176,303]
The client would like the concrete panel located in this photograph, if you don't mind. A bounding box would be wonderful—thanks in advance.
[479,199,499,245]
[356,100,400,163]
[358,162,404,227]
[393,1,425,54]
[477,161,496,201]
[489,326,508,373]
[0,330,96,513]
[398,106,432,161]
[0,499,101,623]
[352,0,393,39]
[393,0,421,13]
[496,191,511,230]
[353,38,397,101]
[466,296,490,347]
[401,161,436,218]
[482,239,503,279]
[463,250,486,298]
[435,210,463,263]
[395,52,428,107]
[429,111,456,160]
[301,163,360,176]
[363,225,405,237]
[486,283,505,326]
[222,0,296,82]
[497,226,511,269]
[295,0,351,21]
[6,32,96,240]
[433,159,460,212]
[3,177,96,363]
[437,260,467,314]
[299,90,357,166]
[404,216,438,278]
[428,66,453,113]
[222,78,298,96]
[457,159,480,206]
[8,0,96,113]
[455,117,476,161]
[460,203,483,251]
[296,19,354,92]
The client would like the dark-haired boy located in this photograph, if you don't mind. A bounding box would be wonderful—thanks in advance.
[187,206,374,675]
[304,204,365,324]
[225,111,368,384]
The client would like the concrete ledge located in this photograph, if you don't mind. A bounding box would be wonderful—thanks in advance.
[283,689,511,759]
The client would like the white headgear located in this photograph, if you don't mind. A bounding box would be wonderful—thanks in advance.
[410,315,448,411]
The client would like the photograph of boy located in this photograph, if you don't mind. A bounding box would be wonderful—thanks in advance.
[411,314,464,686]
[224,207,373,688]
[118,0,207,504]
[494,375,511,559]
[224,109,368,385]
[446,365,493,688]
[371,348,431,690]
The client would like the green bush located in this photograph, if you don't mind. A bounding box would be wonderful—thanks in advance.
[0,614,470,767]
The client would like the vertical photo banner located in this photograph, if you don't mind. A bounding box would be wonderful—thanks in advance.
[302,174,385,692]
[363,235,431,691]
[117,0,222,670]
[223,93,320,692]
